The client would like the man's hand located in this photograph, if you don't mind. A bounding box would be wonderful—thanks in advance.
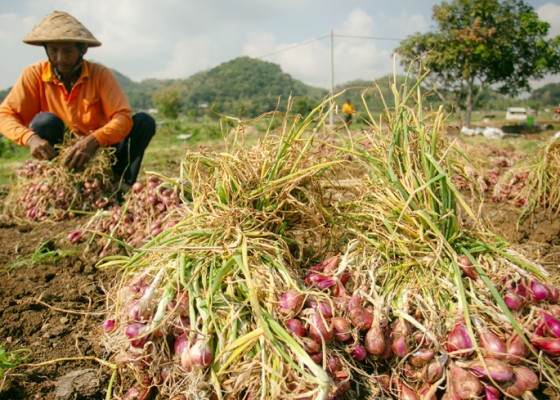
[27,134,56,160]
[62,136,99,171]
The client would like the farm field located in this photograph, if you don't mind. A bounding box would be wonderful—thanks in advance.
[0,108,559,399]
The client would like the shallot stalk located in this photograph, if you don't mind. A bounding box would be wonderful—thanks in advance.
[132,268,166,327]
[147,285,176,332]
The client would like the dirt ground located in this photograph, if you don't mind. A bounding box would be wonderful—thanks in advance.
[0,131,559,399]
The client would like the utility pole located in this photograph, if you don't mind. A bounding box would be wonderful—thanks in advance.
[329,29,335,129]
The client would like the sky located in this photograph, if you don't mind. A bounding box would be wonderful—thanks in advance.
[1,0,559,92]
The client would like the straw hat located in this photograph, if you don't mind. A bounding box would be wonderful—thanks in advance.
[23,11,101,47]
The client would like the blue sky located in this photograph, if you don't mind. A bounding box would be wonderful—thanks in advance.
[1,0,559,91]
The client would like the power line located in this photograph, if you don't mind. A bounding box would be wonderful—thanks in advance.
[253,31,406,129]
[254,33,403,60]
[334,34,402,41]
[255,36,329,59]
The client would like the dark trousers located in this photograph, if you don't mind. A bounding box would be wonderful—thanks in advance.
[30,112,156,185]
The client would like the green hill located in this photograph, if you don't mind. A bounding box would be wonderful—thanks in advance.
[3,57,557,120]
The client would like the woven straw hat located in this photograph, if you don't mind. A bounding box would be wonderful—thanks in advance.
[23,11,101,47]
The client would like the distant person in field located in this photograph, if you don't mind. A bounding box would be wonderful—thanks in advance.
[341,99,356,126]
[0,11,155,188]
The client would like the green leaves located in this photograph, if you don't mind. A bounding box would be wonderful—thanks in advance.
[0,344,30,379]
[396,0,560,125]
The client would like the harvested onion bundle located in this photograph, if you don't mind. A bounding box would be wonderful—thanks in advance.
[323,76,560,398]
[4,143,117,222]
[77,173,190,251]
[100,103,345,399]
[492,137,560,215]
[276,248,559,399]
[98,77,560,399]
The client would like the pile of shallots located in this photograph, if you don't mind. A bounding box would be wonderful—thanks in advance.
[277,254,560,399]
[102,270,213,400]
[6,157,117,222]
[72,174,189,249]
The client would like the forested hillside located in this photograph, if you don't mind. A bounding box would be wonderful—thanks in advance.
[1,57,558,119]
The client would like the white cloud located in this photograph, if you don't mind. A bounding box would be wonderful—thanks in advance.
[242,8,401,88]
[243,32,277,58]
[155,35,219,80]
[3,1,553,91]
[537,3,560,37]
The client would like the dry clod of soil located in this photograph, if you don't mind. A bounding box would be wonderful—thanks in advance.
[54,369,101,400]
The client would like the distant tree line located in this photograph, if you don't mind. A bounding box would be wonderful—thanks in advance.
[1,53,558,121]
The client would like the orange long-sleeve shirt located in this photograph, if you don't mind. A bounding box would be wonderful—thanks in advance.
[0,60,133,147]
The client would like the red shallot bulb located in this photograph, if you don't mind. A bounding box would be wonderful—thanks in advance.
[457,255,478,279]
[187,340,213,368]
[460,357,513,383]
[392,317,412,338]
[123,387,151,400]
[504,290,524,310]
[478,327,507,359]
[174,332,190,355]
[546,285,559,303]
[300,337,321,355]
[446,318,474,356]
[503,365,539,397]
[540,310,560,338]
[391,334,409,358]
[102,318,115,333]
[408,349,435,368]
[505,332,530,364]
[448,361,483,399]
[350,343,367,361]
[67,230,83,244]
[127,300,150,322]
[364,322,386,356]
[347,307,373,331]
[286,318,306,337]
[529,280,550,302]
[325,356,341,374]
[332,317,352,342]
[308,310,333,343]
[512,365,539,393]
[397,382,419,400]
[423,358,445,384]
[278,290,304,315]
[530,336,560,355]
[482,385,501,400]
[125,323,148,348]
[312,301,333,318]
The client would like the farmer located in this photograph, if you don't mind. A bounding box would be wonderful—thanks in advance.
[0,11,155,188]
[341,99,356,126]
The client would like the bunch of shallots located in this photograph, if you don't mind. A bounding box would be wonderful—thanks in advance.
[72,174,189,249]
[6,157,117,222]
[277,254,560,399]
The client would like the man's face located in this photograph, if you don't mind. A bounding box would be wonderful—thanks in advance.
[45,42,83,75]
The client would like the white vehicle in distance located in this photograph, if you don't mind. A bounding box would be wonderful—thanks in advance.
[505,107,528,122]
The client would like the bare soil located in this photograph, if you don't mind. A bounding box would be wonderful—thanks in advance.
[0,131,559,399]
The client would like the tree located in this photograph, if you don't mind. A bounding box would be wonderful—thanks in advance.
[396,0,560,125]
[153,87,182,119]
